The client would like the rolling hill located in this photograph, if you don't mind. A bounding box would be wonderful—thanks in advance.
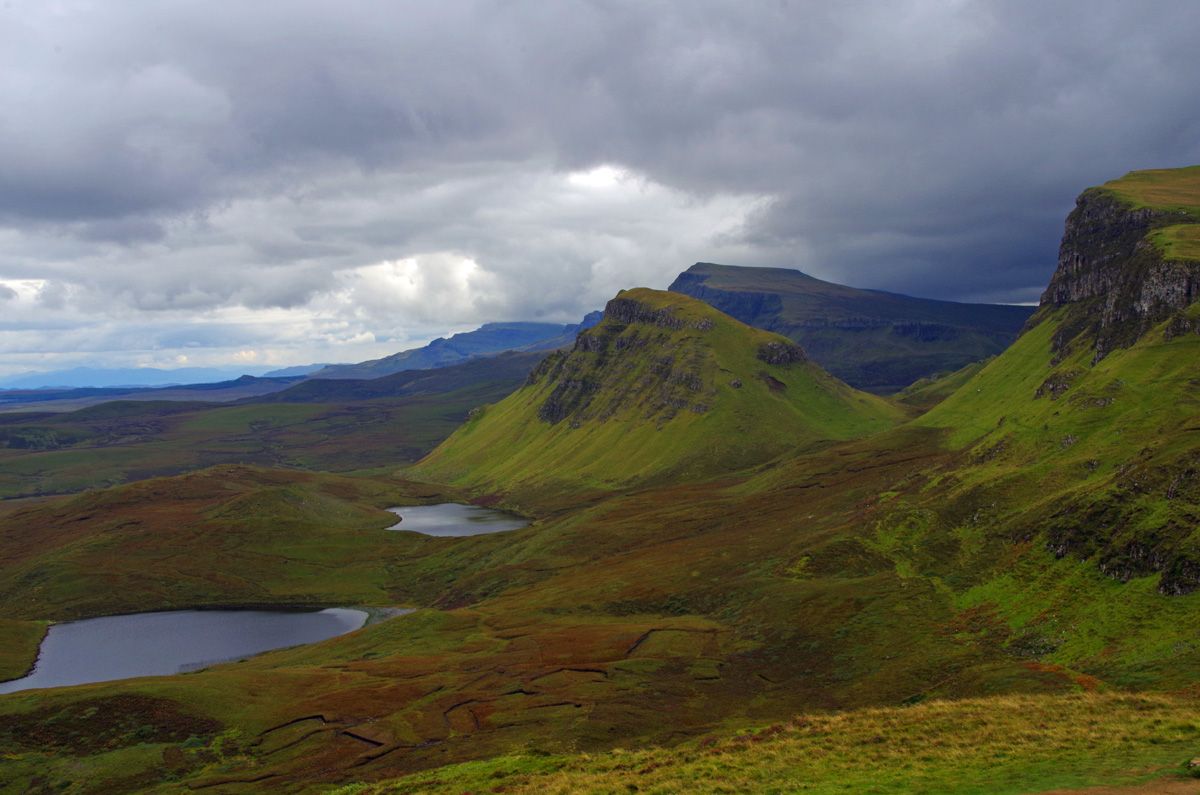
[0,353,543,501]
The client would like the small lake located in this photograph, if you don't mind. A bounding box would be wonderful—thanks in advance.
[0,607,373,694]
[386,503,529,536]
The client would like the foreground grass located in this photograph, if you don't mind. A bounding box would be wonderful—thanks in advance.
[0,618,46,681]
[331,692,1200,795]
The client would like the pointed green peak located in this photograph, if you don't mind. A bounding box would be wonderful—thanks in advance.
[409,288,907,501]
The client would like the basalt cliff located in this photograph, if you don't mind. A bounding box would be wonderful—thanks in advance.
[1038,172,1200,362]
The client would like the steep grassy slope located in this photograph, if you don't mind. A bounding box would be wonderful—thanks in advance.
[910,165,1200,596]
[411,288,907,501]
[669,262,1034,393]
[891,357,992,411]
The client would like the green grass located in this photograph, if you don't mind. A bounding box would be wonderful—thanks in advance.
[891,357,993,410]
[1099,166,1200,261]
[1151,223,1200,260]
[329,692,1200,795]
[1100,165,1200,211]
[0,618,47,682]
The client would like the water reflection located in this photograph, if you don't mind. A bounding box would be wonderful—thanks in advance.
[386,503,529,536]
[0,607,369,693]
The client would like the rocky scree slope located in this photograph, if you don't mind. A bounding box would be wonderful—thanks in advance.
[409,288,906,500]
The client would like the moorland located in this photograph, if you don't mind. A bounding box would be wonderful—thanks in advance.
[2,166,1200,795]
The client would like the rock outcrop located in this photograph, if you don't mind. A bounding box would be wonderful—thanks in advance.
[1039,188,1200,362]
[533,295,731,427]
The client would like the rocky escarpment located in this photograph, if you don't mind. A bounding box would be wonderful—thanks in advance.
[1039,189,1200,362]
[666,273,785,329]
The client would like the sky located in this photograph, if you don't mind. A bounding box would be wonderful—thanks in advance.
[1,0,1199,378]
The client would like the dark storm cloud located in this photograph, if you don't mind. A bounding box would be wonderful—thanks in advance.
[1,0,1198,372]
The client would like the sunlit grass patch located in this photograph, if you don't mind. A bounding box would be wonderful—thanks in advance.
[1150,223,1200,261]
[333,692,1200,795]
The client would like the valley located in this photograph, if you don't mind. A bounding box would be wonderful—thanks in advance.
[2,167,1200,795]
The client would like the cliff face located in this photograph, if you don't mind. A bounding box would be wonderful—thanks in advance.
[666,273,786,329]
[1039,188,1200,362]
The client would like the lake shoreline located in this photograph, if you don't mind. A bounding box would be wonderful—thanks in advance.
[0,607,412,696]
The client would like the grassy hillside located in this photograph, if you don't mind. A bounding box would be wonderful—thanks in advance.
[411,288,907,501]
[0,466,467,623]
[892,357,992,411]
[334,692,1200,795]
[0,377,523,500]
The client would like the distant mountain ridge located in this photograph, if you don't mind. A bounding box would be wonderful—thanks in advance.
[668,263,1035,393]
[0,312,602,408]
[248,350,544,404]
[0,365,277,390]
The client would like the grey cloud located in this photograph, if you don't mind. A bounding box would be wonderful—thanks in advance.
[1,0,1199,374]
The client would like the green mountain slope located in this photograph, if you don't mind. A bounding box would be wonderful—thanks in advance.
[669,262,1034,393]
[410,288,908,499]
[910,165,1200,593]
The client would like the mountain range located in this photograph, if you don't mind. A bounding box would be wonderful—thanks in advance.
[1,166,1200,795]
[304,315,604,380]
